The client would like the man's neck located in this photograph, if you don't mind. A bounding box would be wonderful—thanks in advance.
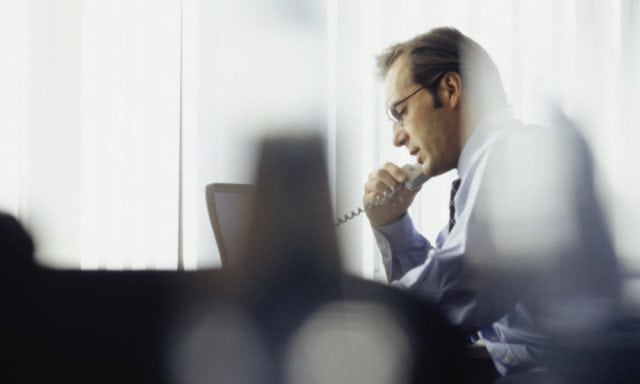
[459,106,484,152]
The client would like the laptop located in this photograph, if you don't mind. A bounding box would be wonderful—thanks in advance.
[205,183,255,267]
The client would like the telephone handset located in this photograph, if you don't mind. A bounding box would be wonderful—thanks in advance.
[401,163,430,190]
[335,163,429,226]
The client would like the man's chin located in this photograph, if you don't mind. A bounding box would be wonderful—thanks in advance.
[420,161,432,176]
[421,161,450,178]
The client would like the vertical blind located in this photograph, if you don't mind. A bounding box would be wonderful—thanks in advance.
[1,0,639,276]
[1,0,181,269]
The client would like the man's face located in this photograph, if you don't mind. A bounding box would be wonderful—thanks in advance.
[384,55,461,177]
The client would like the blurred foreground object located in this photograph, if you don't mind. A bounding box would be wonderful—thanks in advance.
[1,134,468,383]
[213,134,469,384]
[470,110,620,333]
[469,110,632,383]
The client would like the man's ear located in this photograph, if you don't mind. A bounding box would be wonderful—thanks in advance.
[441,72,462,109]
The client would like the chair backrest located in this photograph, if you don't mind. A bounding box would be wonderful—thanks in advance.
[204,183,255,267]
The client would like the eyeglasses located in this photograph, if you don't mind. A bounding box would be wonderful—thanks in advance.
[386,72,447,125]
[386,86,425,124]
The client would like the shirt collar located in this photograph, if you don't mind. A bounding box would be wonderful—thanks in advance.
[457,109,516,179]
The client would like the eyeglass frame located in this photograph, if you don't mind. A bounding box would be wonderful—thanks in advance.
[385,72,447,125]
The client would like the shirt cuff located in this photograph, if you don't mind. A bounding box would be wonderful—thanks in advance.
[373,214,430,281]
[374,213,425,254]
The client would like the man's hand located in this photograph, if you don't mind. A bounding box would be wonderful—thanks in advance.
[363,163,421,228]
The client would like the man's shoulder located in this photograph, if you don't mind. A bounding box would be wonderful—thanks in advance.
[499,116,586,150]
[488,117,589,171]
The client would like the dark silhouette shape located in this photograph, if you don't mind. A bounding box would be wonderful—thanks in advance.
[229,134,469,383]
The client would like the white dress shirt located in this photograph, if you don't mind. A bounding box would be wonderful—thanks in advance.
[373,111,552,375]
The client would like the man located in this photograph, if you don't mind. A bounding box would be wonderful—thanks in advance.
[363,26,620,380]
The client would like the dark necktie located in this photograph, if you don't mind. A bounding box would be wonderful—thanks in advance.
[449,178,462,231]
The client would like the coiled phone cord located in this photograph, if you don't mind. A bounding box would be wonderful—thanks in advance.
[335,184,403,226]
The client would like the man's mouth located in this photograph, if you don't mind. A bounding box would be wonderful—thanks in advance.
[409,148,422,163]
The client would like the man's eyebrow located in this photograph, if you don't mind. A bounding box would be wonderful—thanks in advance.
[386,85,404,107]
[384,87,398,107]
[386,97,396,108]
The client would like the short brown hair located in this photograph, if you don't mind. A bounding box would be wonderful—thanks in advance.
[377,27,507,111]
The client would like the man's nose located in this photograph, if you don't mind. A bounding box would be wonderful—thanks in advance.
[393,125,408,147]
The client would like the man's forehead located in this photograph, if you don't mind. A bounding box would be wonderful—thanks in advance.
[384,55,413,103]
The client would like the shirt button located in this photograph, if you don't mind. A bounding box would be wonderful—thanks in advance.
[503,356,512,365]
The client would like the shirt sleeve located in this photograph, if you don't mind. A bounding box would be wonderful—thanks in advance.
[370,163,502,331]
[372,213,432,282]
[393,230,479,329]
[372,212,479,329]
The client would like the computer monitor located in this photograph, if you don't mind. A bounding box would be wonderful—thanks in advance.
[205,183,255,267]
